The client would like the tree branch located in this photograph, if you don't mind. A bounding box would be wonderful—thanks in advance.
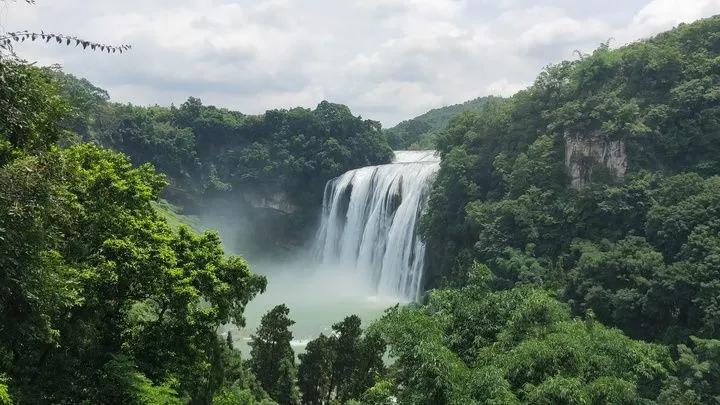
[0,31,131,53]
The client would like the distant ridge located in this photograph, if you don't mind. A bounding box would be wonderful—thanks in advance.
[385,95,504,149]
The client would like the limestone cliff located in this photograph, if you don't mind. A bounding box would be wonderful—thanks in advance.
[242,191,298,214]
[564,132,627,188]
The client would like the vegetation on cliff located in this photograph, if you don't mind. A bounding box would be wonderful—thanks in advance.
[421,15,720,337]
[410,14,720,403]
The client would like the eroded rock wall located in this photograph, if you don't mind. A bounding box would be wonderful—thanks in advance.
[564,132,627,188]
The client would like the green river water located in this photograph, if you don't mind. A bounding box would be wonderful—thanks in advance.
[219,259,408,356]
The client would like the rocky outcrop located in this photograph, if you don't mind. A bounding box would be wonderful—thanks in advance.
[242,191,298,214]
[564,132,627,188]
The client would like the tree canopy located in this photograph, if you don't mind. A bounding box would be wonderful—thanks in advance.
[369,264,673,404]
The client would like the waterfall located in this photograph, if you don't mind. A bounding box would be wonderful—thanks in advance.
[313,150,440,301]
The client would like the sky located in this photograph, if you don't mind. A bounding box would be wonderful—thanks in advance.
[2,0,720,127]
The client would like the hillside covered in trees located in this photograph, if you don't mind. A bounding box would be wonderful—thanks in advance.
[408,14,720,402]
[2,6,720,405]
[384,96,498,150]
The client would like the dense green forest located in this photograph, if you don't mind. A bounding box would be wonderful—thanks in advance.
[3,7,720,405]
[384,96,498,150]
[420,13,720,341]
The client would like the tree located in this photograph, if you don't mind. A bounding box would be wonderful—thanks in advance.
[297,334,333,405]
[369,270,673,404]
[248,305,300,405]
[227,332,234,350]
[0,59,70,165]
[346,331,386,401]
[357,377,395,405]
[101,354,183,405]
[211,338,272,405]
[658,336,720,405]
[275,357,300,405]
[565,236,668,340]
[0,375,11,405]
[297,315,385,404]
[329,315,363,402]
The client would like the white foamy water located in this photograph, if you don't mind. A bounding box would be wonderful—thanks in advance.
[313,150,440,301]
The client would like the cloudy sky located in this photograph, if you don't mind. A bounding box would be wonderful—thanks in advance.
[2,0,720,127]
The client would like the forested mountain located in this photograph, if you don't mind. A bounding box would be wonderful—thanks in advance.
[409,14,720,401]
[2,7,720,405]
[384,96,499,149]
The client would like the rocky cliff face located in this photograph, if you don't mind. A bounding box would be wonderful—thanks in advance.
[564,132,627,188]
[242,191,298,214]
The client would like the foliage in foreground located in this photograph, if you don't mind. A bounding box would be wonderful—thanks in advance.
[0,143,267,404]
[369,264,674,404]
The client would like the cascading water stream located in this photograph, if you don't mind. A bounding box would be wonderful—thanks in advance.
[313,150,440,301]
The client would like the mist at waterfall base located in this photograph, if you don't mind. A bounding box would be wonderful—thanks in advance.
[218,150,440,354]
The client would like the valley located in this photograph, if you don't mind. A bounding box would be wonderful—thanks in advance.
[2,9,720,405]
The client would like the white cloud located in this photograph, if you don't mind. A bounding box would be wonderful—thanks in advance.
[2,0,719,127]
[622,0,720,40]
[634,0,720,29]
[355,0,466,19]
